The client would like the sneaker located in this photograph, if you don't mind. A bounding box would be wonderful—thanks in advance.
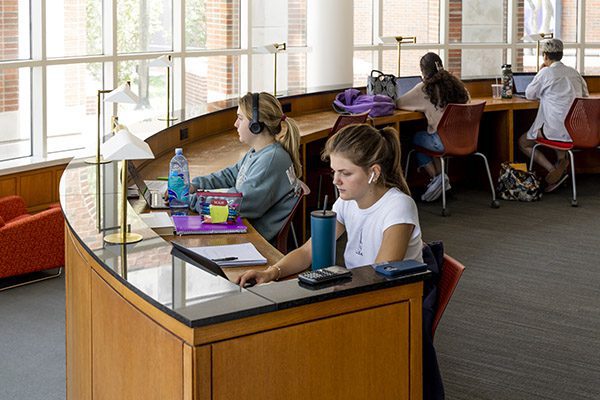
[421,174,451,202]
[545,158,569,185]
[544,173,569,193]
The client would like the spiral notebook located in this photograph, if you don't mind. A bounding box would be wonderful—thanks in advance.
[172,215,247,235]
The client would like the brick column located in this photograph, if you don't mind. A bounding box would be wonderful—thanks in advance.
[1,0,19,112]
[447,0,462,76]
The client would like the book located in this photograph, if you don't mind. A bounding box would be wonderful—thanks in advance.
[139,212,174,236]
[186,242,267,266]
[172,215,247,235]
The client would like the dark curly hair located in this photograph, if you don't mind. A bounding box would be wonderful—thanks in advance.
[420,52,469,110]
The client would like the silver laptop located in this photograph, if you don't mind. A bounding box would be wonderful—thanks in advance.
[513,73,536,98]
[128,163,169,209]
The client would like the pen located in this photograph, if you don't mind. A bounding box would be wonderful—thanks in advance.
[211,257,238,262]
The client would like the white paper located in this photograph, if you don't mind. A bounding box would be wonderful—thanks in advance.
[139,212,174,228]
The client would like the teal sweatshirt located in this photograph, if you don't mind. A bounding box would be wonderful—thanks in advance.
[191,142,299,242]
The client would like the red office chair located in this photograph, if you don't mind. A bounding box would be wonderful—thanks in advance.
[405,101,499,216]
[0,195,64,290]
[528,97,600,207]
[316,112,371,208]
[274,181,310,254]
[432,254,465,339]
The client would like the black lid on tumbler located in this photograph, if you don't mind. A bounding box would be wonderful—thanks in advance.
[310,210,336,218]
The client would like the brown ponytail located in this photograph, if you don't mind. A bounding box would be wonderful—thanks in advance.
[321,124,410,195]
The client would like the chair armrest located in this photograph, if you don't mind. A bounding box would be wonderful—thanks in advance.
[0,195,28,223]
[0,207,65,275]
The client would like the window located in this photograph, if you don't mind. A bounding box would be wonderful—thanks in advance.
[0,0,30,60]
[0,68,31,161]
[46,0,102,58]
[46,64,102,154]
[117,0,173,53]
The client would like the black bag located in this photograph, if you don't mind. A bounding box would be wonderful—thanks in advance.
[366,70,398,100]
[496,162,542,202]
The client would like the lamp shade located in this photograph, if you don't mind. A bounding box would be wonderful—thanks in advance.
[378,36,399,44]
[149,54,173,68]
[255,43,286,54]
[101,127,155,161]
[104,83,139,104]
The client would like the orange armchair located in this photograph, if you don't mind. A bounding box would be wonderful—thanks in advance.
[0,195,65,283]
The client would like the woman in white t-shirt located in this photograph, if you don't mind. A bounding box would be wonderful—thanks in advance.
[237,124,423,286]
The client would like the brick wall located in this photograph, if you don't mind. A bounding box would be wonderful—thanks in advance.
[287,0,306,90]
[1,0,19,112]
[206,0,240,99]
[447,0,462,76]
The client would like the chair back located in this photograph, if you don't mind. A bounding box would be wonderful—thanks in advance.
[432,254,465,338]
[274,181,310,254]
[564,97,600,149]
[437,101,486,156]
[330,112,370,136]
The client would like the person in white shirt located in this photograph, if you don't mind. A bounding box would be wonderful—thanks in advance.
[237,124,423,286]
[396,52,470,202]
[518,38,589,192]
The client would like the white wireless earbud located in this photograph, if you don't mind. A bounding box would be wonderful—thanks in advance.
[368,171,375,184]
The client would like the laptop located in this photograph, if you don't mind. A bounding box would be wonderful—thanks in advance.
[512,72,536,98]
[170,241,230,281]
[128,162,169,209]
[396,76,423,98]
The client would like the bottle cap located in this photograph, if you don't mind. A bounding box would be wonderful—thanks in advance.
[175,148,183,155]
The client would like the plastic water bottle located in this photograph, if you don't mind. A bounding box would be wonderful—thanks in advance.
[168,148,190,215]
[501,64,513,99]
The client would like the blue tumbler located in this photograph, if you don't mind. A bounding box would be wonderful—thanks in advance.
[310,210,336,270]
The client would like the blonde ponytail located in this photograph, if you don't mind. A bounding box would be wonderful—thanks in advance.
[239,92,303,178]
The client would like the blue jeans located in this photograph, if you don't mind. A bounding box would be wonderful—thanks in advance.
[412,130,444,169]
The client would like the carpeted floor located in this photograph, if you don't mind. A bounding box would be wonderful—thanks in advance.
[0,175,598,400]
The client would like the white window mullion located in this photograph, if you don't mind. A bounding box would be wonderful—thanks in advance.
[31,0,46,158]
[243,0,251,92]
[375,0,383,70]
[440,0,449,67]
[578,0,585,72]
[174,0,184,111]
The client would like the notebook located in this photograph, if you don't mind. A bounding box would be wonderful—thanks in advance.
[186,243,267,267]
[512,72,536,98]
[172,215,248,235]
[396,76,423,98]
[128,163,169,209]
[139,211,174,236]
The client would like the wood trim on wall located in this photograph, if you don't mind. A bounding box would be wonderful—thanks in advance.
[0,164,67,212]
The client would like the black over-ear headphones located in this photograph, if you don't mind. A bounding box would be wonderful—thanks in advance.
[249,93,265,134]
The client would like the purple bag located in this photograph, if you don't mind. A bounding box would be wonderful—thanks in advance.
[332,88,395,118]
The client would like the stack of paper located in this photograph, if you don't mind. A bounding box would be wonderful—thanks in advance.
[188,243,267,266]
[139,212,174,236]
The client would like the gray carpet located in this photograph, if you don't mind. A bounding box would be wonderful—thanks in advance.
[0,273,65,400]
[418,174,600,400]
[0,176,598,400]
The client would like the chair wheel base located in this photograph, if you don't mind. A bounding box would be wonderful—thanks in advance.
[571,199,578,207]
[441,209,450,217]
[491,200,500,208]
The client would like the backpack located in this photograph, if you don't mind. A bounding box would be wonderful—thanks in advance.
[496,162,542,202]
[332,88,395,118]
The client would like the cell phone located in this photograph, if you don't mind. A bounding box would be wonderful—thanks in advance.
[374,260,427,277]
[298,266,352,285]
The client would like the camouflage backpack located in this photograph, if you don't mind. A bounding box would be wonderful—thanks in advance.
[496,162,542,202]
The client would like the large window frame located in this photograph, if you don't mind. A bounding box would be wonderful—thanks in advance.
[0,0,308,164]
[354,0,600,80]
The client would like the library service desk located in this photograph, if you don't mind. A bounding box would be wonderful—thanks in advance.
[62,143,430,398]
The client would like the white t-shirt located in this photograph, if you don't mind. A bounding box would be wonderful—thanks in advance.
[332,187,423,269]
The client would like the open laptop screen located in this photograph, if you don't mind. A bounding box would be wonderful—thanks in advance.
[396,76,422,98]
[513,73,536,95]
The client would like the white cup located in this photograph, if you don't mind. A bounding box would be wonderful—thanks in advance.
[491,84,502,99]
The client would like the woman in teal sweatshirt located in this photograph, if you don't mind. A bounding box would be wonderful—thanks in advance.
[190,92,302,243]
